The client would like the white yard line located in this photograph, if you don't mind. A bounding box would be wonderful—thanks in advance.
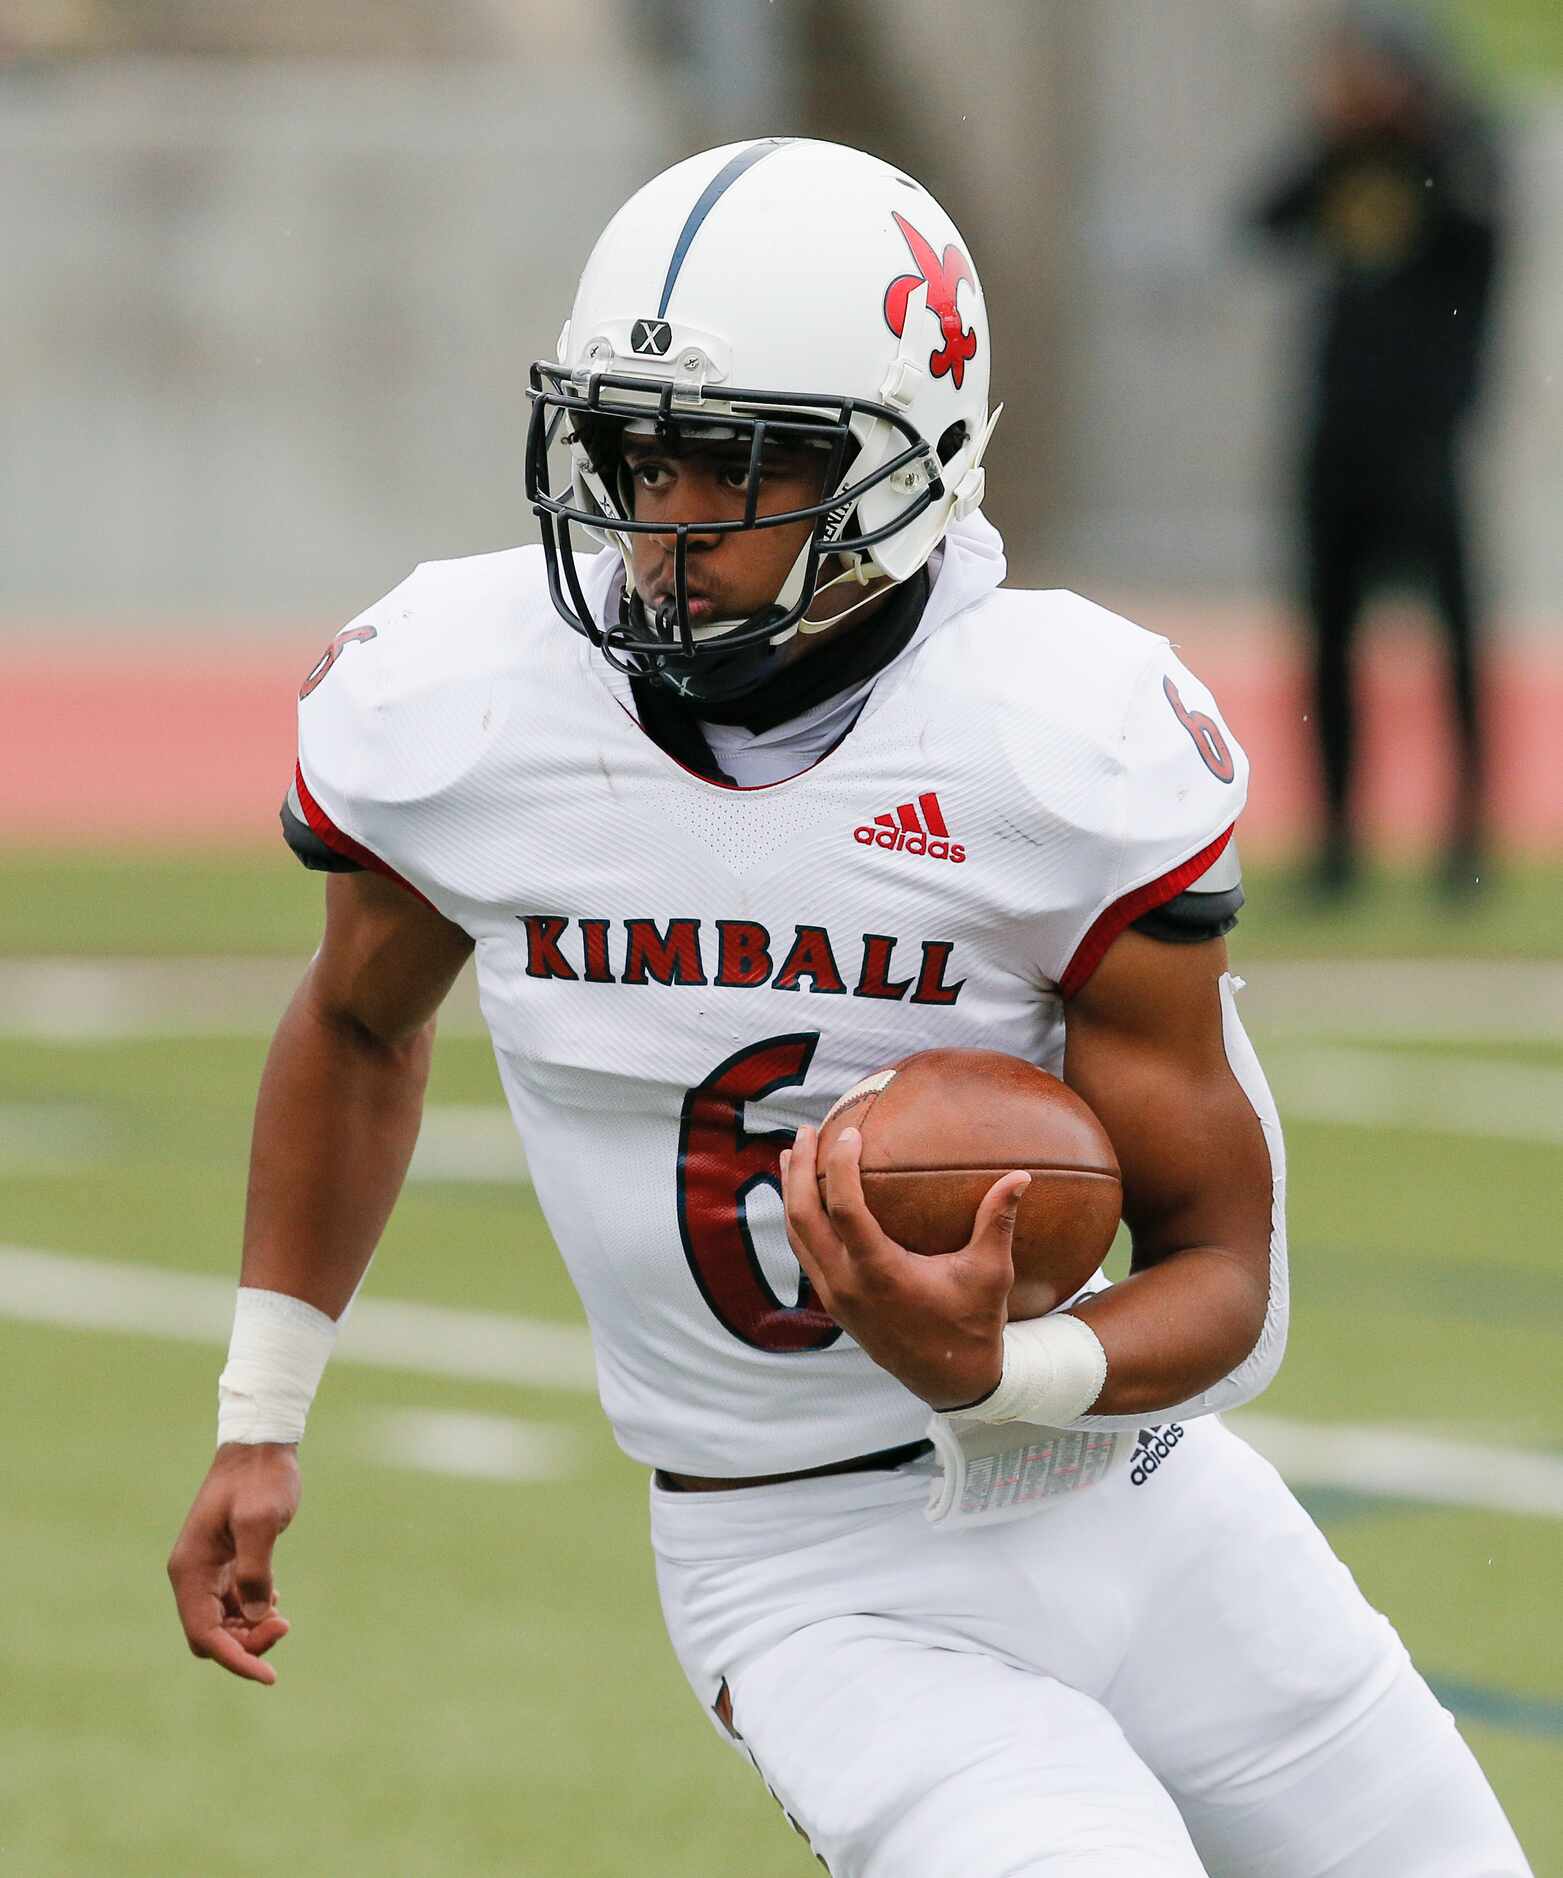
[12,1044,1561,1184]
[409,1105,531,1183]
[1235,960,1563,1043]
[2,1244,1558,1517]
[3,957,1563,1042]
[1268,1046,1563,1145]
[1231,1414,1563,1520]
[0,1244,595,1391]
[0,1103,531,1186]
[0,958,487,1040]
[366,1410,581,1482]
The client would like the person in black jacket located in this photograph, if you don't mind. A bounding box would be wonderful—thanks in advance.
[1253,4,1503,896]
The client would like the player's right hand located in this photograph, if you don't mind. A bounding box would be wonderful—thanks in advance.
[782,1124,1025,1412]
[167,1443,299,1686]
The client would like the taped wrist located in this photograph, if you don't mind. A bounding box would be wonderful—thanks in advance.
[217,1286,338,1446]
[961,1313,1108,1428]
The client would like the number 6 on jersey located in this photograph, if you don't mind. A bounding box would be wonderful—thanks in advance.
[676,1034,841,1353]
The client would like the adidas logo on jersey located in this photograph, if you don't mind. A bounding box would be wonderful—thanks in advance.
[854,791,965,863]
[1129,1423,1185,1487]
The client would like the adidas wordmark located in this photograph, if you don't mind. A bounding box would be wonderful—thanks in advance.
[854,791,967,864]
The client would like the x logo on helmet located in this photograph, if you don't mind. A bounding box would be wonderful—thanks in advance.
[630,318,673,356]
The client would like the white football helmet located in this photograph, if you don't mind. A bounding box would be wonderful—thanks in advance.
[525,137,998,688]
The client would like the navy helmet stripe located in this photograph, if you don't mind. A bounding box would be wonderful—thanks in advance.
[656,138,794,319]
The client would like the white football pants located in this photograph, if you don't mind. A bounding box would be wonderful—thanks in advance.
[651,1417,1531,1876]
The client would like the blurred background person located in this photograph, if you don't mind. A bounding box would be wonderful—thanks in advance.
[1250,1,1504,900]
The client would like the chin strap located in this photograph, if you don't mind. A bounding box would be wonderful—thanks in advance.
[791,565,896,639]
[760,402,1002,643]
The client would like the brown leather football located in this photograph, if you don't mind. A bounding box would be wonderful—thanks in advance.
[815,1049,1121,1320]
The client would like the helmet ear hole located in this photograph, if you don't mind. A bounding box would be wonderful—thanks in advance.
[936,421,968,466]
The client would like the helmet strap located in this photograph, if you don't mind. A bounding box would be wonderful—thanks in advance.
[671,563,931,730]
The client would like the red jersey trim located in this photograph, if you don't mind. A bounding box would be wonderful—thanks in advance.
[292,763,435,911]
[1059,824,1236,1000]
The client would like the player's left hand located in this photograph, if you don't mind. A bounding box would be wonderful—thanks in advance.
[781,1124,1028,1411]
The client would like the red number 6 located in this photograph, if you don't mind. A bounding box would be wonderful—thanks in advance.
[1163,675,1235,784]
[300,624,378,700]
[676,1034,841,1353]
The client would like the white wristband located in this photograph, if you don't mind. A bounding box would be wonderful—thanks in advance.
[217,1286,339,1446]
[959,1313,1108,1428]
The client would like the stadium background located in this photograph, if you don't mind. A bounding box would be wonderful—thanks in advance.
[2,1,1559,1871]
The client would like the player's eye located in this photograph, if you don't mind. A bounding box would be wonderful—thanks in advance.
[629,460,672,490]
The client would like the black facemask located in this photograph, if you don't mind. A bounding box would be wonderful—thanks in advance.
[526,364,946,680]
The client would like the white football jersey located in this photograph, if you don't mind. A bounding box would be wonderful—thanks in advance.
[294,515,1248,1474]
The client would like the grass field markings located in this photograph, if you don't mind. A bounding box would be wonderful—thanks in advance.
[0,1102,111,1171]
[27,1043,1563,1183]
[1291,1485,1387,1527]
[1238,960,1563,1042]
[8,1053,1563,1182]
[1230,1413,1563,1519]
[1293,1257,1563,1335]
[437,1058,1563,1164]
[1422,1676,1563,1742]
[0,957,486,1041]
[410,1106,531,1184]
[5,956,1563,1042]
[366,1409,582,1482]
[1269,1046,1563,1144]
[0,1244,596,1390]
[4,1244,1560,1523]
[0,1104,528,1184]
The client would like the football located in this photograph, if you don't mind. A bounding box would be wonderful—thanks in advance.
[815,1049,1121,1319]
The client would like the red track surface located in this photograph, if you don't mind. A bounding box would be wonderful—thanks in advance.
[5,610,1560,856]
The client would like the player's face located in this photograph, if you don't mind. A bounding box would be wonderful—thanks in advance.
[620,435,830,627]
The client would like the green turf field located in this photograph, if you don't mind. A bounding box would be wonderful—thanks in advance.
[2,853,1559,1874]
[4,849,1559,960]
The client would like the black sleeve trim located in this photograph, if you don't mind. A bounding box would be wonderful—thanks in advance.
[281,791,363,874]
[1131,882,1244,945]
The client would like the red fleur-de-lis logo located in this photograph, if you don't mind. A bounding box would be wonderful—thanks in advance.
[882,211,978,390]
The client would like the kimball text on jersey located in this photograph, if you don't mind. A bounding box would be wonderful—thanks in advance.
[520,915,967,1005]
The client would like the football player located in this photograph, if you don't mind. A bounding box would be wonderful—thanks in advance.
[168,140,1530,1876]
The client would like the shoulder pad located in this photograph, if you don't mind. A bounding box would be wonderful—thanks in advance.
[280,776,361,874]
[1131,878,1244,945]
[1134,837,1244,940]
[995,617,1250,998]
[291,547,559,919]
